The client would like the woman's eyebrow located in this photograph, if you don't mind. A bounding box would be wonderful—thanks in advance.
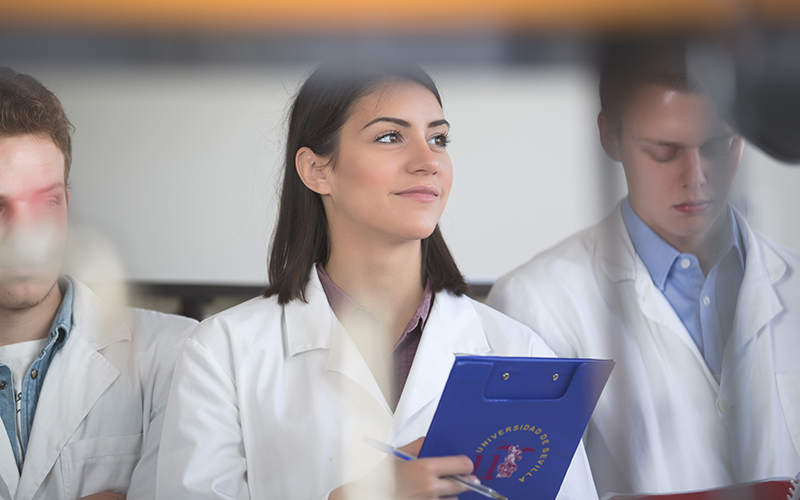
[361,117,450,129]
[362,117,410,129]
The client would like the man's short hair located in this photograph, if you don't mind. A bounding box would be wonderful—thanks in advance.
[599,40,707,123]
[0,67,73,183]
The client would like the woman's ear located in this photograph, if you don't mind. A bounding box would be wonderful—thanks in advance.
[296,147,332,195]
[598,113,622,162]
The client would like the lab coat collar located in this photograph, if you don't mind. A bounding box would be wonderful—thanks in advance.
[0,429,16,499]
[65,276,132,349]
[285,270,392,415]
[597,202,640,284]
[391,291,491,436]
[284,271,492,431]
[598,203,720,388]
[598,202,788,385]
[15,278,130,500]
[725,208,785,361]
[285,270,333,356]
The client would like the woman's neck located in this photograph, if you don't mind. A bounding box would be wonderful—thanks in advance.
[324,235,425,353]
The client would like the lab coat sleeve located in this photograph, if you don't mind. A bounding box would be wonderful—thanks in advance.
[487,273,581,358]
[521,323,599,500]
[127,316,196,500]
[126,332,191,500]
[555,440,599,500]
[485,281,599,500]
[156,337,250,500]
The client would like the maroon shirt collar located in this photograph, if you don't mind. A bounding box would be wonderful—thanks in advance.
[315,263,433,347]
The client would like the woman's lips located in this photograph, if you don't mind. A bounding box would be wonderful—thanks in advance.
[674,200,711,215]
[396,186,439,202]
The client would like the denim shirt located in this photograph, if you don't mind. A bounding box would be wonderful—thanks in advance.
[621,199,745,378]
[0,278,73,471]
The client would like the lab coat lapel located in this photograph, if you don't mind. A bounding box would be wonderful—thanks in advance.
[325,319,393,416]
[285,271,392,416]
[391,293,490,436]
[0,423,19,499]
[724,212,785,364]
[634,265,709,366]
[16,280,128,500]
[600,205,717,385]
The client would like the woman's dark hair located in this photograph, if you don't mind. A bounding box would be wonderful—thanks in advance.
[263,60,469,304]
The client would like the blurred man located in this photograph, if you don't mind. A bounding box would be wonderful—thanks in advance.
[487,45,800,496]
[0,67,196,500]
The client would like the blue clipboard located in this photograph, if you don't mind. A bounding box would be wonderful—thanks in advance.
[418,356,614,500]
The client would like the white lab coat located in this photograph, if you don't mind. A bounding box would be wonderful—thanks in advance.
[486,203,800,496]
[156,270,599,500]
[0,277,197,500]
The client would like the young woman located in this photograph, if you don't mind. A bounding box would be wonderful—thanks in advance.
[156,61,597,499]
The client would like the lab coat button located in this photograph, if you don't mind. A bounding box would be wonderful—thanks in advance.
[31,369,38,380]
[0,381,5,390]
[702,295,711,307]
[680,258,691,269]
[717,399,731,414]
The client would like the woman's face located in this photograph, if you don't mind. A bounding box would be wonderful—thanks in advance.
[320,81,452,245]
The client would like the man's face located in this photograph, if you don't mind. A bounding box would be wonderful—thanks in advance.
[0,134,68,310]
[601,84,744,252]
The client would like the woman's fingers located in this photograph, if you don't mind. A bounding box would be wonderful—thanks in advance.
[398,436,425,457]
[396,454,476,499]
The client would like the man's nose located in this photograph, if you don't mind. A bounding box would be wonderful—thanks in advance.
[681,149,707,190]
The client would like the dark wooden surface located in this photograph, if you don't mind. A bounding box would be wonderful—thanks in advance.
[129,281,493,320]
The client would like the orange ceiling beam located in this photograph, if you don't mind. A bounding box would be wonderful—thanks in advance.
[1,0,773,33]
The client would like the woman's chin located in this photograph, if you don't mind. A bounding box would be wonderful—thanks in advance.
[391,223,439,243]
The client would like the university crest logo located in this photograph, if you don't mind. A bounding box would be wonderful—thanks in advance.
[472,424,551,483]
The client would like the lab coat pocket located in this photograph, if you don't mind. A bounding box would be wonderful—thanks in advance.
[60,433,142,498]
[776,372,800,457]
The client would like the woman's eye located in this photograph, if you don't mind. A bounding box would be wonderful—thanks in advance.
[376,132,400,144]
[429,134,450,147]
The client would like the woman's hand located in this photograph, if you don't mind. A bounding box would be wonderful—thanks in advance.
[331,437,477,500]
[394,438,477,499]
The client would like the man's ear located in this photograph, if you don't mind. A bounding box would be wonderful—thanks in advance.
[295,147,332,195]
[598,113,622,162]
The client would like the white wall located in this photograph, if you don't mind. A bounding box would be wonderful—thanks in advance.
[736,144,800,252]
[6,61,799,286]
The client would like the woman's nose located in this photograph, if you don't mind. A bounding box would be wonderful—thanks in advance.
[407,138,440,174]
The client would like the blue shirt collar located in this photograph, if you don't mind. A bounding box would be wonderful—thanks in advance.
[48,277,74,345]
[621,198,745,290]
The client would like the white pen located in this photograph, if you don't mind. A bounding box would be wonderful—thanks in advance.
[364,437,509,500]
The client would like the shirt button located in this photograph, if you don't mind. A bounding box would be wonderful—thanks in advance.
[0,381,6,390]
[717,399,732,414]
[31,369,38,380]
[702,295,711,307]
[680,258,691,269]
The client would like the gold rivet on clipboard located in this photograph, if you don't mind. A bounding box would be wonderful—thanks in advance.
[502,372,510,381]
[552,373,559,381]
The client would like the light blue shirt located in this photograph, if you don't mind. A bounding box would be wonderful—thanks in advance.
[621,199,745,378]
[0,278,73,471]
